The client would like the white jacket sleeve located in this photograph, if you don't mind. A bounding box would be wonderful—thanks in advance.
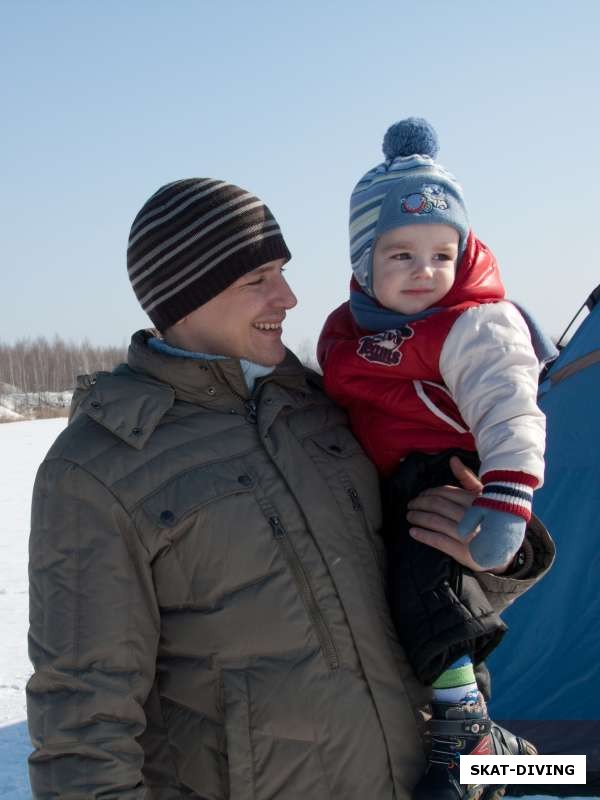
[439,302,545,485]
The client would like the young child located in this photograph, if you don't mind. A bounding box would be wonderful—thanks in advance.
[318,118,544,799]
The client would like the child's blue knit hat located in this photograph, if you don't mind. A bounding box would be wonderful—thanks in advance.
[349,117,469,294]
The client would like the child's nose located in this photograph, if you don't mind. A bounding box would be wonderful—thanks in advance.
[412,257,433,275]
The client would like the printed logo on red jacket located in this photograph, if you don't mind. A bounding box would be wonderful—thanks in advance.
[357,326,414,366]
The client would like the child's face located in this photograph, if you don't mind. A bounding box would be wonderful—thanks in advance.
[372,223,458,314]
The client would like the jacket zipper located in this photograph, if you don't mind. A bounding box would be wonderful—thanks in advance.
[347,487,362,514]
[244,400,257,424]
[451,559,463,597]
[268,514,339,671]
[346,485,385,574]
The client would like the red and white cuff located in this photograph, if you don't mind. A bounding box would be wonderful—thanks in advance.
[473,471,539,522]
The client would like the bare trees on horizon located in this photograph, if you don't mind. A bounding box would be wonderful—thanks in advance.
[0,336,127,394]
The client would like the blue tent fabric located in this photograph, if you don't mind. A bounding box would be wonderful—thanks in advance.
[488,289,600,790]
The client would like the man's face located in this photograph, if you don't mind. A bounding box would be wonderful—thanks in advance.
[166,259,297,366]
[372,223,458,314]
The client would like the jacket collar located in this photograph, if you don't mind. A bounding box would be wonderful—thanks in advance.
[73,330,311,449]
[128,329,309,400]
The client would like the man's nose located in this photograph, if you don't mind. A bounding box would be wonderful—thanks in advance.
[273,275,298,309]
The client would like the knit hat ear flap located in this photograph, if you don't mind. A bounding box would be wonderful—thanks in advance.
[349,117,469,294]
[127,178,291,331]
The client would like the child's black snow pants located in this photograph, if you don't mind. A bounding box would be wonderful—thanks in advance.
[382,449,506,690]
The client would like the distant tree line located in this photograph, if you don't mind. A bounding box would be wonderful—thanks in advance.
[0,336,127,393]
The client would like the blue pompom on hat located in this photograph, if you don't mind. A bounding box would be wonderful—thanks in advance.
[382,117,439,160]
[349,117,469,294]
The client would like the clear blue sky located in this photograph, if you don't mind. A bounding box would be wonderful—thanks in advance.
[2,0,599,355]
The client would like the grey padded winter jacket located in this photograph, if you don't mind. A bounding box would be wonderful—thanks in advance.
[27,332,554,799]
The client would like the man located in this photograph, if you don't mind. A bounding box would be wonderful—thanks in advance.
[27,179,554,799]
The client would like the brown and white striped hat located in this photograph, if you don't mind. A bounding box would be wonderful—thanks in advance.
[127,178,291,331]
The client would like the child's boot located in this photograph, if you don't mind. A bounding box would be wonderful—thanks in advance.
[413,692,536,800]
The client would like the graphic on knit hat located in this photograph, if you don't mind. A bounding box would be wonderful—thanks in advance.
[401,185,449,215]
[357,326,414,366]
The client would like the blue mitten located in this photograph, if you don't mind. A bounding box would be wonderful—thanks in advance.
[458,506,526,570]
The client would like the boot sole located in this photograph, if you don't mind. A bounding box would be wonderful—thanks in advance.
[463,785,506,800]
[481,787,506,800]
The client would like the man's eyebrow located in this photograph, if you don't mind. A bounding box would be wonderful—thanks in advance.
[237,268,266,282]
[245,264,276,277]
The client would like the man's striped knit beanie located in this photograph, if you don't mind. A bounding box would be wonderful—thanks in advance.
[349,117,469,295]
[127,179,291,331]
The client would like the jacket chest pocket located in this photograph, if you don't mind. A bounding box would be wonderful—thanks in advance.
[139,460,274,610]
[302,426,386,578]
[303,426,383,537]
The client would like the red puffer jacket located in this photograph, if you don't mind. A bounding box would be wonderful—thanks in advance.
[317,234,505,475]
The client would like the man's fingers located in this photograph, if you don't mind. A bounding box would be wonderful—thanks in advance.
[409,527,483,572]
[407,504,480,541]
[406,502,462,530]
[411,483,477,509]
[407,474,485,570]
[409,526,458,555]
[407,488,474,520]
[407,508,463,539]
[449,456,483,494]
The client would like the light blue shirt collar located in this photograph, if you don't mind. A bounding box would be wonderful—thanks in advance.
[148,337,274,392]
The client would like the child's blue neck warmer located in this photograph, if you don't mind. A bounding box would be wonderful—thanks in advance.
[349,286,442,332]
[349,292,558,369]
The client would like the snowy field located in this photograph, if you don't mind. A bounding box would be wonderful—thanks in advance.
[0,418,67,798]
[0,390,71,422]
[0,418,590,798]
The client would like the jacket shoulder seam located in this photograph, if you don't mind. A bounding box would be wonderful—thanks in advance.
[41,456,151,557]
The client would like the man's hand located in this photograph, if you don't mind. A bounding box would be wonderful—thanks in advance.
[406,456,512,574]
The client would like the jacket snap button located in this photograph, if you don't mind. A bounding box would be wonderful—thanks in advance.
[90,400,101,409]
[131,427,143,436]
[238,475,252,486]
[207,386,216,395]
[159,510,176,526]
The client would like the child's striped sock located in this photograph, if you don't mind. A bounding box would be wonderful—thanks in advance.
[432,655,478,704]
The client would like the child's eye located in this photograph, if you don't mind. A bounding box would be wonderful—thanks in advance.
[391,252,411,260]
[434,253,454,261]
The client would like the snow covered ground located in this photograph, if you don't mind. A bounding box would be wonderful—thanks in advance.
[0,391,71,422]
[0,419,67,798]
[0,418,591,798]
